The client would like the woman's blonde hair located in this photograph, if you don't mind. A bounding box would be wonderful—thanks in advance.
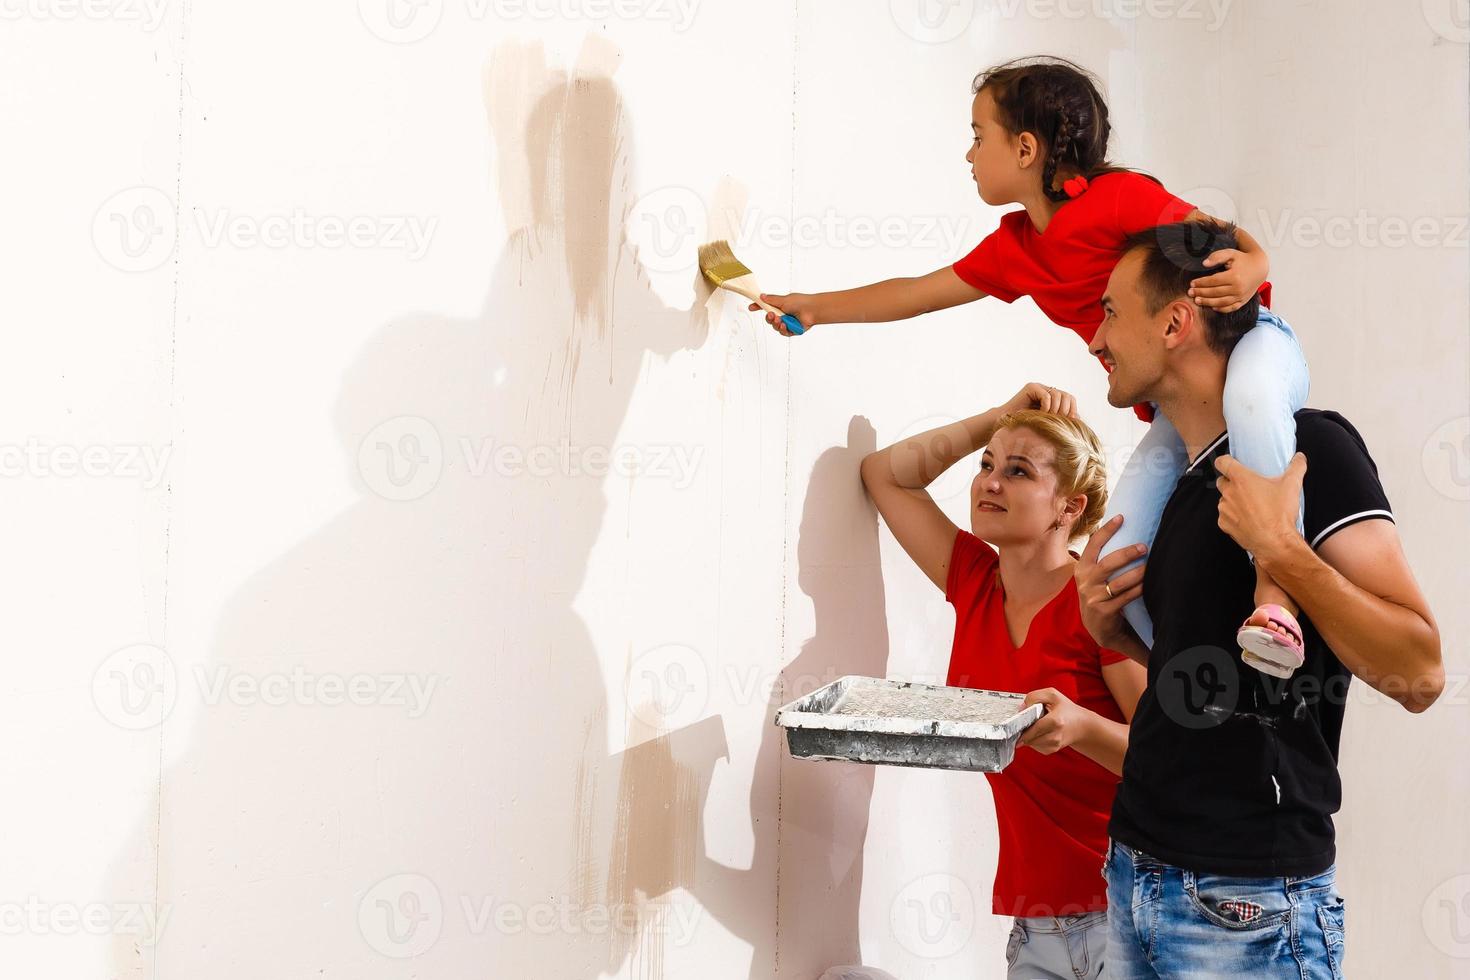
[993,409,1109,541]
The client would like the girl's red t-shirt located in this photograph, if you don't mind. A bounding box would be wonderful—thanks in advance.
[951,171,1198,424]
[944,528,1130,918]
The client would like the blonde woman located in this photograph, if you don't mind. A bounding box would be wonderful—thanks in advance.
[861,382,1146,980]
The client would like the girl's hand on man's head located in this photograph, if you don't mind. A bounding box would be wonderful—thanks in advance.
[1188,248,1266,314]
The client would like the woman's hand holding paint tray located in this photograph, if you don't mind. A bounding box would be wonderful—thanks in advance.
[1017,688,1090,757]
[696,239,810,336]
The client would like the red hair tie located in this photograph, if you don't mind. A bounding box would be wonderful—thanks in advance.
[1063,175,1089,198]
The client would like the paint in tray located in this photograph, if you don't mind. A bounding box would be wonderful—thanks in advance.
[773,675,1044,773]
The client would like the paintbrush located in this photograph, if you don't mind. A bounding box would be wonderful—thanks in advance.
[697,240,806,335]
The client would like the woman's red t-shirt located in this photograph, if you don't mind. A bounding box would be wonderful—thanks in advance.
[951,171,1200,424]
[944,528,1130,918]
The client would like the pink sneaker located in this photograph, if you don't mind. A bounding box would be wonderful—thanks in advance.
[1237,603,1305,679]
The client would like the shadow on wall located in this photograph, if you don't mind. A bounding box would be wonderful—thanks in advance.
[780,419,892,975]
[691,417,893,979]
[97,33,814,980]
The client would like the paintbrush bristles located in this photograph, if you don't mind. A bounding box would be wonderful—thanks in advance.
[697,239,753,287]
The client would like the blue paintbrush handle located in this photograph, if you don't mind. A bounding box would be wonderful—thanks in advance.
[781,314,806,336]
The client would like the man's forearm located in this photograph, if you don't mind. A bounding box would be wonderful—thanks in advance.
[1258,537,1442,711]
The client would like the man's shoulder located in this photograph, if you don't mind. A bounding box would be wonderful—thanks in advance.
[1291,408,1394,547]
[1293,406,1360,432]
[1292,408,1377,464]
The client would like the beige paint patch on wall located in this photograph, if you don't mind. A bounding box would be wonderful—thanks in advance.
[487,37,622,331]
[703,177,755,404]
[605,710,697,980]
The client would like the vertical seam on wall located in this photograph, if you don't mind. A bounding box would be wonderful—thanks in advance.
[154,4,189,979]
[773,3,799,975]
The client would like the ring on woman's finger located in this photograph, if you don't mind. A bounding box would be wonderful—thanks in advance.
[1104,581,1115,599]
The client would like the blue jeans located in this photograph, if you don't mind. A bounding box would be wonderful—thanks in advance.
[1104,840,1346,979]
[1006,910,1108,979]
[1103,308,1311,648]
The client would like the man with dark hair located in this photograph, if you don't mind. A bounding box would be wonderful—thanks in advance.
[1122,219,1261,355]
[1074,218,1443,977]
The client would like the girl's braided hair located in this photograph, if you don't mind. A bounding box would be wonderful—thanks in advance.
[973,56,1157,202]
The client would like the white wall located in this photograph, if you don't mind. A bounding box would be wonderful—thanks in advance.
[2,1,1465,977]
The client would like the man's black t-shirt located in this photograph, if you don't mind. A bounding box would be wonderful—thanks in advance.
[1109,409,1395,877]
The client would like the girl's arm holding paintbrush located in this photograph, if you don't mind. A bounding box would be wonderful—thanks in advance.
[746,215,1265,339]
[748,265,987,337]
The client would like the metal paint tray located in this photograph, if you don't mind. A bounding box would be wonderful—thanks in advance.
[773,675,1044,773]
